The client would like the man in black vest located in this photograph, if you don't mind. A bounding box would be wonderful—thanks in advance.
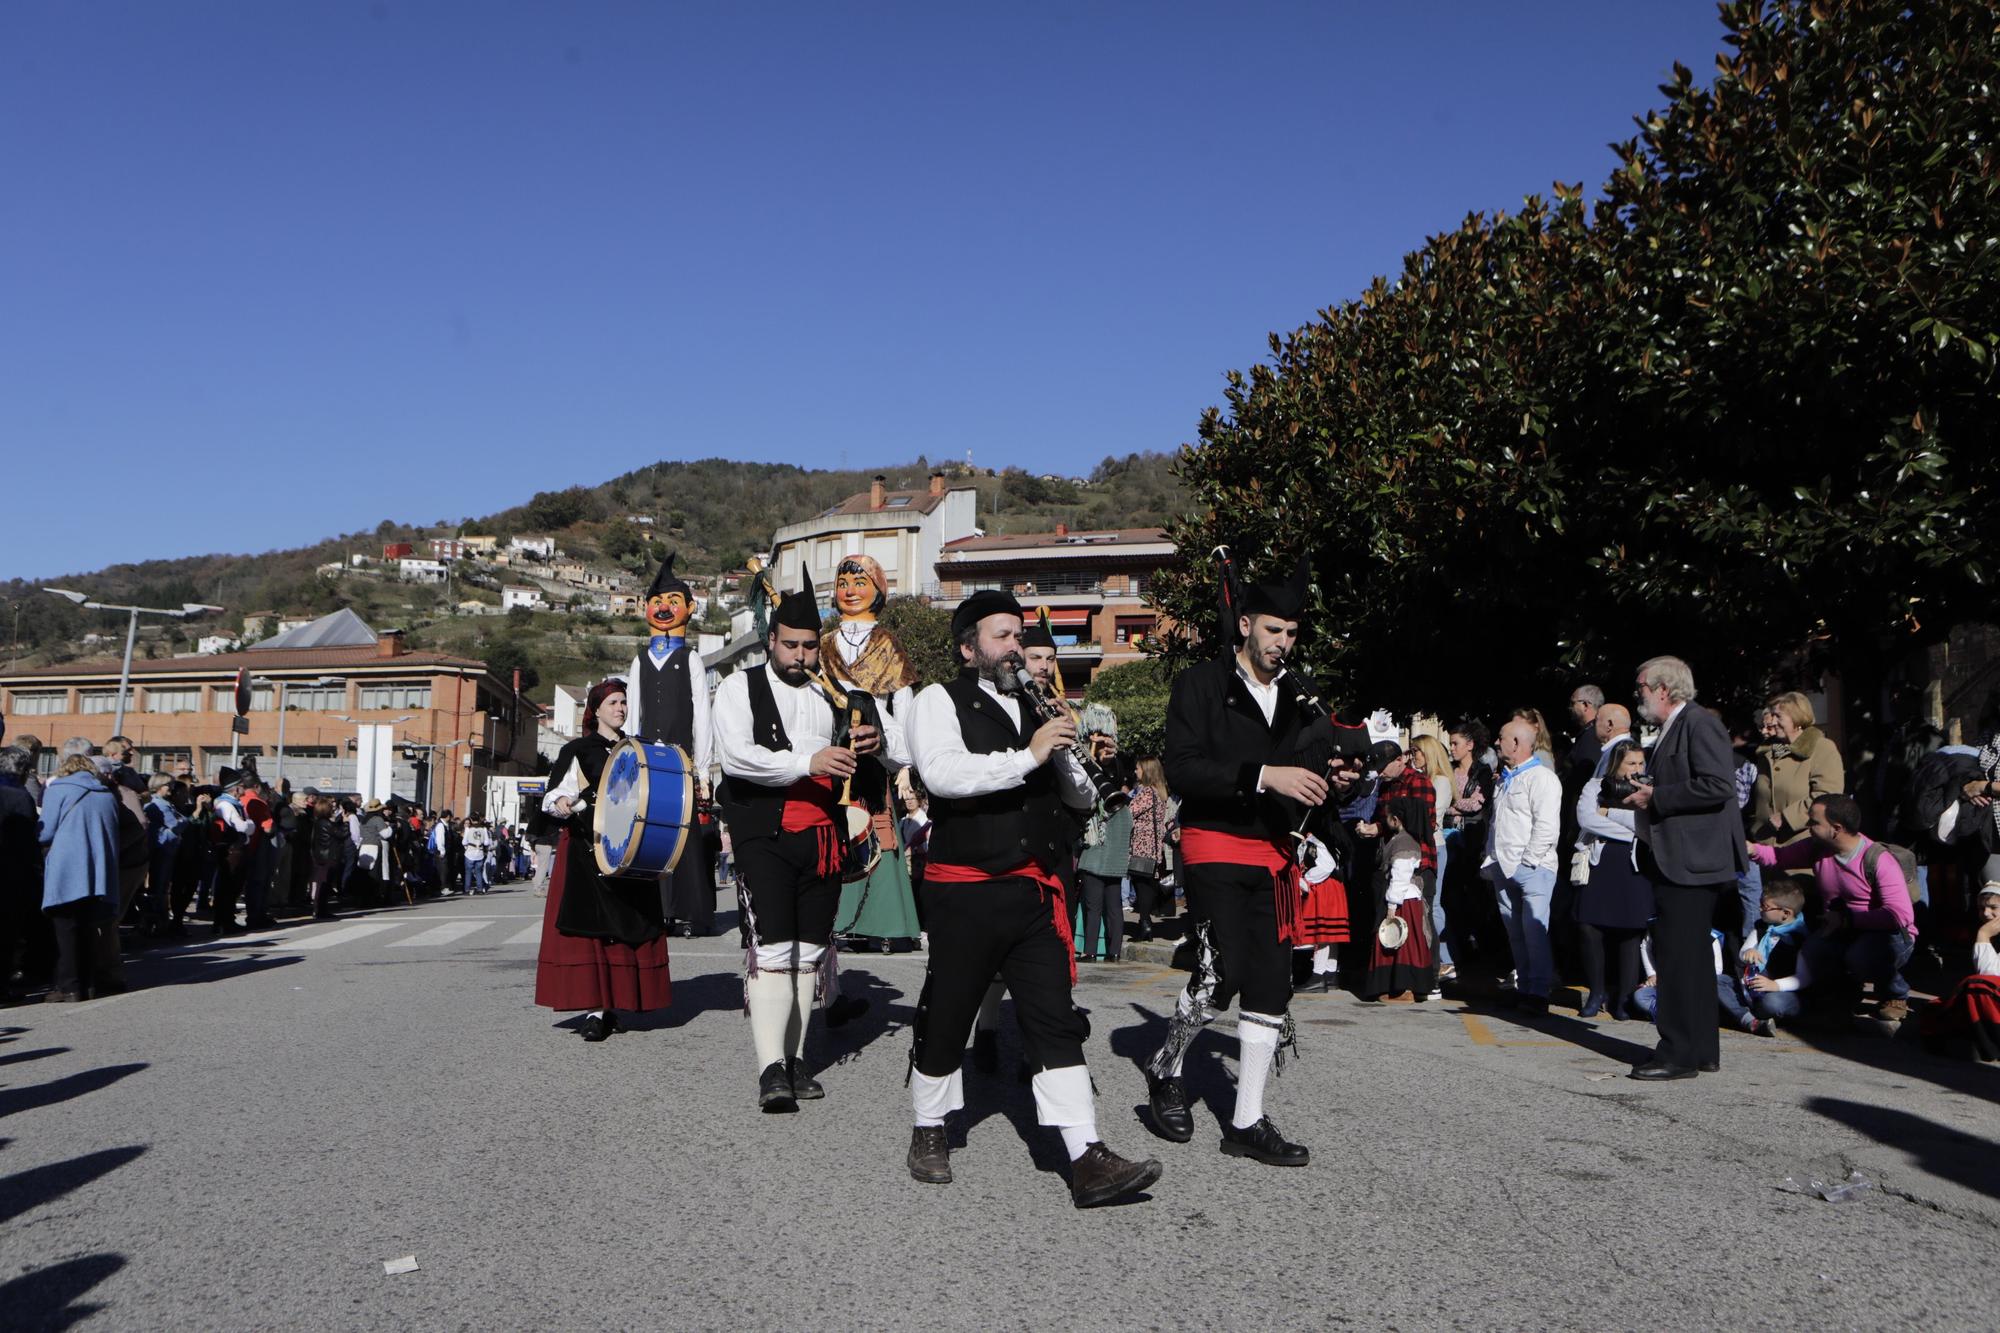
[1144,557,1328,1167]
[904,589,1162,1208]
[625,553,715,936]
[714,571,899,1112]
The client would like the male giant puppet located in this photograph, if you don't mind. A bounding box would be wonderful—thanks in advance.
[625,553,715,935]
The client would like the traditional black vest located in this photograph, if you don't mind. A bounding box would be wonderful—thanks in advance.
[926,671,1070,874]
[636,642,694,749]
[718,664,802,841]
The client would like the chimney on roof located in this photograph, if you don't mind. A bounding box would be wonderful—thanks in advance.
[1055,522,1068,537]
[929,470,946,498]
[869,475,885,510]
[377,629,405,658]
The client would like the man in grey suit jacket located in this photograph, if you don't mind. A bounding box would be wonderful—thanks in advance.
[1623,656,1749,1080]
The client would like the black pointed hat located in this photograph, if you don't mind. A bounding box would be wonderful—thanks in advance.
[1241,554,1311,621]
[772,567,823,632]
[647,552,691,601]
[1019,603,1055,649]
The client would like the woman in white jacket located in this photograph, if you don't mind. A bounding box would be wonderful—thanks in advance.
[462,818,493,895]
[1575,740,1652,1019]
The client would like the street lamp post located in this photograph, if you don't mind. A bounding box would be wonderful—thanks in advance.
[44,589,224,738]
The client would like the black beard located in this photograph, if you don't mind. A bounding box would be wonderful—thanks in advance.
[775,661,811,686]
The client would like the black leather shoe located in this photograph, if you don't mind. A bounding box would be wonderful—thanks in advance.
[604,1011,624,1034]
[972,1029,999,1073]
[580,1013,610,1043]
[789,1058,824,1100]
[1069,1142,1163,1207]
[907,1125,951,1183]
[1578,991,1604,1019]
[1515,994,1551,1014]
[759,1061,797,1112]
[1697,1058,1720,1073]
[1629,1060,1697,1081]
[1146,1073,1194,1143]
[1220,1116,1309,1167]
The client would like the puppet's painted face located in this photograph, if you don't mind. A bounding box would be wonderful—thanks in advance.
[646,591,692,635]
[834,570,878,620]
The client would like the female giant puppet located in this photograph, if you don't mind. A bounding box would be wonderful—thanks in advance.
[820,553,923,947]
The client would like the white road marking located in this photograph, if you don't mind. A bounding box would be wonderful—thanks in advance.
[504,925,544,946]
[388,921,492,948]
[285,922,405,951]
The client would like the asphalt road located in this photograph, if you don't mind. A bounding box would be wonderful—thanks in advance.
[3,888,1994,1331]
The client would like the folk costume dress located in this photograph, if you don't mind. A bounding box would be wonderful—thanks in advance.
[1360,828,1437,999]
[534,729,672,1014]
[625,554,715,935]
[1921,893,2000,1060]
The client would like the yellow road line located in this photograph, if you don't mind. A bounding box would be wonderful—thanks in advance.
[1459,1012,1499,1046]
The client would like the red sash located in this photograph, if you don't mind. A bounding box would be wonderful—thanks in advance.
[925,860,1076,983]
[1180,826,1304,946]
[780,777,842,877]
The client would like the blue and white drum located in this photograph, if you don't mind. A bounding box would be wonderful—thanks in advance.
[592,738,695,879]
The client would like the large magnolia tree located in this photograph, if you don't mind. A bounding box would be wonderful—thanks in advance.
[1155,0,1998,725]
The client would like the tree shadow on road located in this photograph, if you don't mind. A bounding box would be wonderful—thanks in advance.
[121,949,302,992]
[0,1252,127,1331]
[1460,997,1657,1066]
[0,1047,70,1069]
[1804,1096,2000,1200]
[0,1064,148,1122]
[1777,1016,1999,1102]
[0,1145,147,1226]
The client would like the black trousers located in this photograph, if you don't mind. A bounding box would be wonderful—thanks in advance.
[1185,860,1292,1016]
[1643,847,1727,1069]
[1077,870,1124,960]
[736,829,840,947]
[48,901,110,995]
[1577,923,1644,1009]
[913,877,1088,1079]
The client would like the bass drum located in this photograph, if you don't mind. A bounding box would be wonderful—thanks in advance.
[592,738,694,879]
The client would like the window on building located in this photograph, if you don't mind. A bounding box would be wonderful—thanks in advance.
[145,687,204,713]
[210,685,274,712]
[282,746,337,761]
[1114,615,1155,645]
[6,689,67,716]
[138,748,193,775]
[200,746,262,781]
[282,684,345,711]
[359,681,432,710]
[78,690,121,715]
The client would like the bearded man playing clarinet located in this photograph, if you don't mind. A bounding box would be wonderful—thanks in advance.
[1144,556,1327,1167]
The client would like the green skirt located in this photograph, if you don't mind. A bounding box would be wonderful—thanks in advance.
[835,819,921,944]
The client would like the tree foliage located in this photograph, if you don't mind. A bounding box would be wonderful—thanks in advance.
[1154,0,1999,722]
[870,598,958,689]
[1084,657,1174,758]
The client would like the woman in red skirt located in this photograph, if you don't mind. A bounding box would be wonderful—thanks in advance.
[1921,884,2000,1061]
[1360,792,1436,1003]
[535,679,672,1040]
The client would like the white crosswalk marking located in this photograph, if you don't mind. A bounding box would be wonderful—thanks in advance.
[504,925,543,946]
[388,921,492,948]
[286,922,403,951]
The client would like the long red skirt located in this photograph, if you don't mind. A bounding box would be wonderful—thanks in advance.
[534,831,672,1013]
[1361,896,1435,997]
[1296,878,1350,947]
[1920,975,2000,1057]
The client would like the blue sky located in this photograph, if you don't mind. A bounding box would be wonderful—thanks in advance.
[2,1,1728,579]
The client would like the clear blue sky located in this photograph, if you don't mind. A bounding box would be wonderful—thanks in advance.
[2,1,1727,580]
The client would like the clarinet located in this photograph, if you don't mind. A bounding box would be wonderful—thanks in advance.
[1281,660,1333,869]
[1013,668,1131,813]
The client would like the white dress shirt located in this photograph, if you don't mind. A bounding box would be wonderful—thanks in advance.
[712,665,908,788]
[907,677,1092,809]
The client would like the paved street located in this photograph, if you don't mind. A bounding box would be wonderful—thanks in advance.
[3,889,1994,1330]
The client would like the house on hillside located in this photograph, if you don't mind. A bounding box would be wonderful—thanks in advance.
[431,538,468,561]
[398,558,447,584]
[502,585,545,612]
[509,535,557,560]
[769,471,976,605]
[461,535,501,556]
[382,542,414,560]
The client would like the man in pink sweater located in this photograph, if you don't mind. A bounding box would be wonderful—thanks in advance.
[1748,793,1916,1022]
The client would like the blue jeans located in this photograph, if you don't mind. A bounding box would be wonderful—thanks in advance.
[1433,834,1452,966]
[1635,973,1750,1024]
[1750,987,1802,1020]
[1489,863,1556,997]
[1734,860,1763,944]
[1801,928,1914,1001]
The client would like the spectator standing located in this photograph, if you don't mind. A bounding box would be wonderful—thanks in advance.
[37,752,122,1001]
[142,773,188,933]
[15,734,46,806]
[243,780,278,928]
[97,737,149,934]
[306,794,344,918]
[1574,739,1649,1019]
[1126,758,1175,942]
[1409,735,1455,975]
[1445,720,1495,973]
[1482,719,1562,1009]
[209,769,260,935]
[463,818,492,894]
[1075,739,1133,964]
[1626,655,1749,1080]
[0,747,44,1001]
[1747,794,1917,1022]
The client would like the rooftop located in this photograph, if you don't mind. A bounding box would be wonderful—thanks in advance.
[942,526,1171,553]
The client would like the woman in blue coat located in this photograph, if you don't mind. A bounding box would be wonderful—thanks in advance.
[38,752,123,1001]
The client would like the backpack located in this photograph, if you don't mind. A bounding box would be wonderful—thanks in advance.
[1859,840,1918,909]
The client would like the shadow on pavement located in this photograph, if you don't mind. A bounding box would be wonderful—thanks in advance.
[124,950,302,991]
[622,972,742,1032]
[0,1252,127,1331]
[0,1145,147,1226]
[0,1064,148,1122]
[820,967,914,1064]
[1463,998,1658,1066]
[1780,1017,2000,1102]
[0,1047,71,1069]
[1805,1096,2000,1199]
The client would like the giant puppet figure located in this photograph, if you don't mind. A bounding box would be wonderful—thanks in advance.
[819,553,923,947]
[624,553,716,935]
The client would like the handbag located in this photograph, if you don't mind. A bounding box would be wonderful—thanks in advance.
[1127,793,1161,879]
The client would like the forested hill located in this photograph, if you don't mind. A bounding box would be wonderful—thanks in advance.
[3,453,1185,664]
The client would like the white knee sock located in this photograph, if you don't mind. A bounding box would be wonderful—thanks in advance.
[1032,1065,1097,1159]
[747,971,793,1070]
[1312,946,1338,975]
[788,968,817,1060]
[1232,1013,1282,1129]
[975,979,1005,1032]
[910,1069,964,1126]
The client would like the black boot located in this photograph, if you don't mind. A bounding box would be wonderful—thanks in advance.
[788,1057,824,1100]
[1219,1116,1309,1167]
[759,1061,797,1113]
[972,1028,999,1073]
[1068,1142,1163,1208]
[1145,1073,1194,1143]
[907,1125,951,1183]
[579,1013,610,1042]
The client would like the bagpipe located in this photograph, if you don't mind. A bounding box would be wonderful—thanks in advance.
[812,667,887,882]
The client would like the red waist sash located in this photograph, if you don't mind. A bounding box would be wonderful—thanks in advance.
[1180,826,1304,946]
[780,777,842,877]
[925,860,1075,983]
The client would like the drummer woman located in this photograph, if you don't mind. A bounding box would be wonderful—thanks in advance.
[534,679,672,1040]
